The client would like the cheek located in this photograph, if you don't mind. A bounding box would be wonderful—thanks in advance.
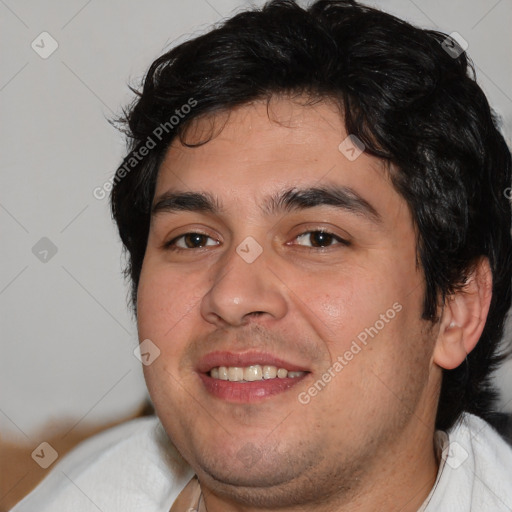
[136,261,201,342]
[298,266,403,345]
[136,265,200,412]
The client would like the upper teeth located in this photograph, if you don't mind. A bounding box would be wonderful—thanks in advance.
[209,365,305,382]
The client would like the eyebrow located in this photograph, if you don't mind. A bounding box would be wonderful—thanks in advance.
[152,185,381,224]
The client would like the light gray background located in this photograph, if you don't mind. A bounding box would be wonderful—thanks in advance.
[1,0,511,441]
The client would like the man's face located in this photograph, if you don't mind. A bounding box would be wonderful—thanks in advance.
[137,97,440,506]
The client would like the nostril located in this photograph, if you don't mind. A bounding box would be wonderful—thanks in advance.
[249,311,265,317]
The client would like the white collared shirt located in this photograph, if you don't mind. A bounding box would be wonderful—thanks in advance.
[11,412,512,511]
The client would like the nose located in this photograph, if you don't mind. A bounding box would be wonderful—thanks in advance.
[200,240,288,327]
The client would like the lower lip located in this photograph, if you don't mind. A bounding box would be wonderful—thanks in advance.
[199,373,307,402]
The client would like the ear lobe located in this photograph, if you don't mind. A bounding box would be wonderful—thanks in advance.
[433,257,493,371]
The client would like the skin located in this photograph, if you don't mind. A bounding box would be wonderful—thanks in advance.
[136,96,492,512]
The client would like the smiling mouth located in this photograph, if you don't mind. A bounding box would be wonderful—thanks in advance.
[209,365,307,382]
[197,351,310,401]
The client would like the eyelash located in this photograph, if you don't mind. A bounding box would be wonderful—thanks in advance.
[164,230,350,252]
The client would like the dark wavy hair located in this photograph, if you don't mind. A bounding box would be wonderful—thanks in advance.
[110,0,512,431]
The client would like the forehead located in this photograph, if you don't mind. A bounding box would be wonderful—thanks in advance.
[154,96,402,220]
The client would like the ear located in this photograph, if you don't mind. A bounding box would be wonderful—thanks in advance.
[433,257,493,370]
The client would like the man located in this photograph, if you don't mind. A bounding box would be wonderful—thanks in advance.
[12,0,512,510]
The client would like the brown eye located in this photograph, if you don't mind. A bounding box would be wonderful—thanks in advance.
[295,230,348,248]
[166,233,219,250]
